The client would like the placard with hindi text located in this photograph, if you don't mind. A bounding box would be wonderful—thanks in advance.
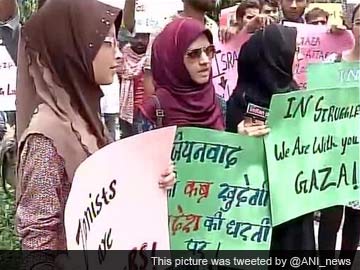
[168,127,271,253]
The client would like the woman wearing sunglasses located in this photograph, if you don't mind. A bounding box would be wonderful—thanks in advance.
[138,18,225,132]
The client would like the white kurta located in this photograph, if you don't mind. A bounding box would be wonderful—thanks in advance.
[100,74,121,114]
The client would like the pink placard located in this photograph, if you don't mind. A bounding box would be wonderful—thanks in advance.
[65,127,176,269]
[212,31,250,101]
[219,5,238,28]
[284,22,354,89]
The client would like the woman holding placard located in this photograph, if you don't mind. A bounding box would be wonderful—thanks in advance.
[226,24,316,254]
[15,0,175,259]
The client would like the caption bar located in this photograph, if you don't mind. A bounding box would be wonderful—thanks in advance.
[151,256,351,268]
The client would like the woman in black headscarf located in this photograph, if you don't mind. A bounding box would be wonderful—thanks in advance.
[226,24,316,252]
[226,23,298,135]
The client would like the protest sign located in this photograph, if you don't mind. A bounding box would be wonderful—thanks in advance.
[212,32,250,101]
[135,0,182,33]
[307,62,360,90]
[306,3,344,25]
[0,41,16,111]
[284,22,354,89]
[169,127,271,253]
[219,5,238,28]
[265,88,360,226]
[65,127,176,269]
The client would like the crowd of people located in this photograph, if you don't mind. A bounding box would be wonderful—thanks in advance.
[0,0,360,268]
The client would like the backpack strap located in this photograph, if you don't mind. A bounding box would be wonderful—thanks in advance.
[152,95,164,128]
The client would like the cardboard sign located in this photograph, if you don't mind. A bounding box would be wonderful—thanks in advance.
[169,127,271,254]
[65,127,176,269]
[265,88,360,226]
[135,0,182,33]
[285,22,354,89]
[307,62,360,90]
[212,32,250,101]
[306,3,344,25]
[0,42,16,111]
[219,5,238,28]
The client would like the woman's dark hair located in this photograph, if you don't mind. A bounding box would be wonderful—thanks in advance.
[352,4,360,24]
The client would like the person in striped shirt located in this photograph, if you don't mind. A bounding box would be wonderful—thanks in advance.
[118,32,150,138]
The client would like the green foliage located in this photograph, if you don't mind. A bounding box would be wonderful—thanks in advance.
[0,185,20,250]
[19,0,38,23]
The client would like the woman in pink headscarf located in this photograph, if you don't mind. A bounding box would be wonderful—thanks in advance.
[138,17,225,132]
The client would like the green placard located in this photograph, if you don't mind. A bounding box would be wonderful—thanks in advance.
[168,127,271,252]
[265,87,360,226]
[307,62,360,90]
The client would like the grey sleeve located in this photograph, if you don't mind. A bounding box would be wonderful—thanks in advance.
[0,112,7,141]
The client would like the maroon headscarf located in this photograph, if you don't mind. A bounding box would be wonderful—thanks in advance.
[141,18,224,130]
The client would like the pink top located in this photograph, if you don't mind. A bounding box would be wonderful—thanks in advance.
[16,134,71,250]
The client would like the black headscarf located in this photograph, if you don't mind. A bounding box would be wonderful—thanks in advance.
[226,24,298,132]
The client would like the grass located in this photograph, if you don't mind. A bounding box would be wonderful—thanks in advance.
[0,184,20,250]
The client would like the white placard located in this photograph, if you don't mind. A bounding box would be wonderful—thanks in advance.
[135,0,183,33]
[65,127,176,269]
[0,41,16,111]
